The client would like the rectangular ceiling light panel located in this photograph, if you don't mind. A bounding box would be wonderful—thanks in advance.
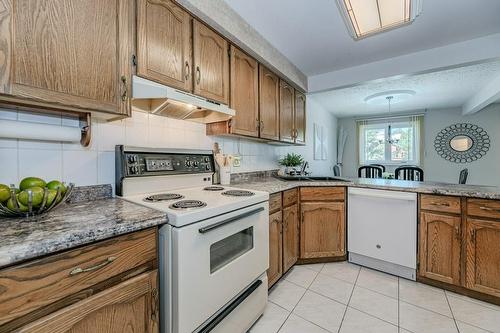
[338,0,422,39]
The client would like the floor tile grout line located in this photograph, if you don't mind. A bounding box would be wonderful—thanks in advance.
[445,291,500,313]
[444,290,461,332]
[337,266,361,333]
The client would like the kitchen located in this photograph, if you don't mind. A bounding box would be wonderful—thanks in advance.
[0,0,500,333]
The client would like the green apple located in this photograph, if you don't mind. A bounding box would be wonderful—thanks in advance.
[18,187,45,207]
[6,196,28,212]
[45,189,58,207]
[0,184,11,202]
[19,177,46,191]
[46,180,67,195]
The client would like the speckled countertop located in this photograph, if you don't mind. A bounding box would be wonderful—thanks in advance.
[0,185,167,269]
[233,177,500,200]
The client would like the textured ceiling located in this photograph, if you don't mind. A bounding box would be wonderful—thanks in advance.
[224,0,500,76]
[310,61,500,117]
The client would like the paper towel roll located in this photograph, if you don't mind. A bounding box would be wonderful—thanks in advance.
[0,119,82,142]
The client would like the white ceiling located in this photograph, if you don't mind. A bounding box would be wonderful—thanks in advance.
[224,0,500,76]
[310,61,500,117]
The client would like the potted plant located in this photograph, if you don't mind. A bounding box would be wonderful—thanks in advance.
[278,153,304,175]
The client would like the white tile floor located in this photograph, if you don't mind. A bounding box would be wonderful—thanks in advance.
[249,262,500,333]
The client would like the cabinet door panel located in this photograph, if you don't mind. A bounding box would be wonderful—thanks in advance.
[283,204,299,272]
[230,46,259,137]
[137,0,192,91]
[17,271,158,333]
[465,218,500,297]
[193,20,229,104]
[419,212,461,285]
[268,211,283,288]
[9,0,133,115]
[259,65,279,140]
[279,80,294,143]
[294,91,306,144]
[300,202,345,259]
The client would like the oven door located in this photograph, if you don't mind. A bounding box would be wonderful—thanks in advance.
[172,202,269,333]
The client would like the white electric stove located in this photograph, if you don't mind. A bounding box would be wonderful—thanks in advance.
[116,146,269,333]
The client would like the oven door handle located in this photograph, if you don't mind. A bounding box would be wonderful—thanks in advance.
[198,207,265,234]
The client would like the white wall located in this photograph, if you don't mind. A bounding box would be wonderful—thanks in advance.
[278,97,338,176]
[337,104,500,187]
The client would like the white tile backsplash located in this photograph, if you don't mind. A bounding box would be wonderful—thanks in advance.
[0,110,280,190]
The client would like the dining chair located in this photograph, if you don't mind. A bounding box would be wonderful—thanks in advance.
[358,165,383,179]
[459,168,468,184]
[394,166,424,181]
[369,164,386,172]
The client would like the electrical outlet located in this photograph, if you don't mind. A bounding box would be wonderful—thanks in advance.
[233,156,241,167]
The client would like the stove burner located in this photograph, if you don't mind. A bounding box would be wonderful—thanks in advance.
[169,200,207,210]
[221,190,255,197]
[203,186,225,191]
[144,193,184,202]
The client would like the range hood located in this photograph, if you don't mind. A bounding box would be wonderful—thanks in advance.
[131,75,235,123]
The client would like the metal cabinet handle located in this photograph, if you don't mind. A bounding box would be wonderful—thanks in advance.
[429,202,450,207]
[196,66,201,84]
[69,256,117,276]
[185,61,190,80]
[151,288,159,322]
[260,120,264,131]
[256,119,260,131]
[199,207,264,233]
[120,76,128,101]
[455,225,460,239]
[479,206,500,212]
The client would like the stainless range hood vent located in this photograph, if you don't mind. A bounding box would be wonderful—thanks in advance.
[131,76,235,124]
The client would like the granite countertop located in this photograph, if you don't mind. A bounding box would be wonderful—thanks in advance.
[233,176,500,200]
[0,185,167,269]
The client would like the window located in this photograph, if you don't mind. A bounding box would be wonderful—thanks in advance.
[358,116,423,165]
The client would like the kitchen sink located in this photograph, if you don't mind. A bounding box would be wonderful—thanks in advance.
[276,176,350,182]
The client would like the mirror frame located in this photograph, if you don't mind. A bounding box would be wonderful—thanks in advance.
[434,123,490,163]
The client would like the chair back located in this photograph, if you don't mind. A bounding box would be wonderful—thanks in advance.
[459,168,468,184]
[369,164,386,172]
[358,165,383,179]
[333,165,341,177]
[395,166,424,181]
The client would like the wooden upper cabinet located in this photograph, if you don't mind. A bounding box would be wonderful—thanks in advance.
[300,202,345,259]
[279,80,295,143]
[268,211,283,288]
[259,65,280,141]
[294,92,306,144]
[283,204,299,272]
[193,20,229,104]
[229,46,259,137]
[17,271,159,333]
[419,212,461,285]
[137,0,192,92]
[2,0,134,116]
[465,218,500,297]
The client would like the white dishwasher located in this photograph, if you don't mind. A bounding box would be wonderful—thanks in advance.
[348,187,417,280]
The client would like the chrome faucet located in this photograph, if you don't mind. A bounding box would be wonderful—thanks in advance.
[300,161,309,176]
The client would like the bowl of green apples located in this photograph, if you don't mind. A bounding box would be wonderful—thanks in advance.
[0,177,74,217]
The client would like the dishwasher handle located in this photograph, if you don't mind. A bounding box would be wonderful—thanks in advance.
[349,188,417,201]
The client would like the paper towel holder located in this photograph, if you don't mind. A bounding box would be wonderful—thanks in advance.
[80,113,91,147]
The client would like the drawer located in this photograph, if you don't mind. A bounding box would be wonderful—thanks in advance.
[467,199,500,219]
[420,194,461,214]
[300,187,345,202]
[269,193,282,214]
[283,188,298,207]
[0,228,157,328]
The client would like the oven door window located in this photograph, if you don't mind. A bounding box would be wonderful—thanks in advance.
[210,227,254,273]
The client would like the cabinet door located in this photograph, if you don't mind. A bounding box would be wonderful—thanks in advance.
[419,212,461,285]
[300,202,345,259]
[259,65,280,140]
[465,218,500,297]
[279,80,295,143]
[294,92,306,144]
[137,0,192,92]
[229,46,259,137]
[193,20,229,104]
[283,204,299,272]
[268,211,283,288]
[17,271,159,333]
[4,0,134,116]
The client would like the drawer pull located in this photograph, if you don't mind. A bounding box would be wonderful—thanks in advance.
[479,206,500,213]
[69,256,117,276]
[151,288,159,322]
[429,202,450,207]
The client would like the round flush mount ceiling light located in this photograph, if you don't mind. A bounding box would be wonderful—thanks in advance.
[364,90,416,105]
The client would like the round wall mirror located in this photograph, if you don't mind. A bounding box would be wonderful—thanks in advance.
[434,123,490,163]
[450,135,473,152]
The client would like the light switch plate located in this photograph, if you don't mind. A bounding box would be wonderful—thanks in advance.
[233,156,241,167]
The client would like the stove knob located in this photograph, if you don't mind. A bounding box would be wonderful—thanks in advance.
[185,161,192,167]
[128,155,134,163]
[129,166,136,174]
[194,161,199,167]
[204,157,210,162]
[134,166,140,173]
[205,165,211,171]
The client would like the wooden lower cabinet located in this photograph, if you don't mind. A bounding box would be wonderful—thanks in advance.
[419,212,461,285]
[300,202,345,259]
[283,204,299,272]
[17,270,159,333]
[268,210,283,288]
[465,218,500,298]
